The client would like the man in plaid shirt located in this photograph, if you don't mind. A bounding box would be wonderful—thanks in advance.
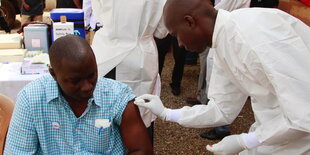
[5,35,153,154]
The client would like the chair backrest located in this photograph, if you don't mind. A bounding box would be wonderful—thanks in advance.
[0,94,15,154]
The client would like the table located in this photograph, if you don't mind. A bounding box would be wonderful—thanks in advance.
[0,62,47,101]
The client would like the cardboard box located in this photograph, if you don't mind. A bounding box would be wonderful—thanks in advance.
[0,34,23,49]
[52,22,74,42]
[278,0,310,26]
[0,49,27,62]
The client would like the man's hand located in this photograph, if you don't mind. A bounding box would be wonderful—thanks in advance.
[206,134,247,155]
[134,94,167,120]
[23,3,31,11]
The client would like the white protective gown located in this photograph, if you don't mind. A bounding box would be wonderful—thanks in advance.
[91,0,167,127]
[176,9,310,154]
[204,0,251,95]
[83,0,96,29]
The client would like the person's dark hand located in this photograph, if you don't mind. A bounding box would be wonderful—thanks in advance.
[23,3,31,11]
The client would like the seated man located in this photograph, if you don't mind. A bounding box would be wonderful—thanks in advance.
[4,35,153,154]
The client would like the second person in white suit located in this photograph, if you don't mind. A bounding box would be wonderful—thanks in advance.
[91,0,168,129]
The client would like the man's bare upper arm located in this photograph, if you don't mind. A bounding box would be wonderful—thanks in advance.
[120,100,154,155]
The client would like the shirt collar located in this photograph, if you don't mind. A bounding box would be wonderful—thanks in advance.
[212,9,230,49]
[92,77,104,107]
[89,95,101,107]
[45,75,101,107]
[46,75,60,103]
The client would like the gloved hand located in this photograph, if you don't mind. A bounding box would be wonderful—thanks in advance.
[134,94,168,120]
[206,134,247,155]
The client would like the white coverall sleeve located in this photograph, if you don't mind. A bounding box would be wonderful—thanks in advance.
[82,0,92,27]
[91,0,104,25]
[154,16,168,39]
[177,53,248,128]
[214,0,251,11]
[154,0,168,39]
[253,28,310,145]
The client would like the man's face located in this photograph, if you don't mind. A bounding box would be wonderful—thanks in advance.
[165,15,209,53]
[51,53,98,102]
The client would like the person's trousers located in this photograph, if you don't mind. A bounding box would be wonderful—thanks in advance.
[196,48,209,104]
[171,37,186,87]
[21,14,43,26]
[156,34,186,88]
[214,125,230,134]
[206,48,215,95]
[156,35,172,75]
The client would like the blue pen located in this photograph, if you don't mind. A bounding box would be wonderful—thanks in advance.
[98,127,103,136]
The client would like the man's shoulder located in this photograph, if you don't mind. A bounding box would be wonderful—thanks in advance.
[230,8,288,24]
[94,77,135,106]
[227,8,295,46]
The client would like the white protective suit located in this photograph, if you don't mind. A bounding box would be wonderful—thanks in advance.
[83,0,97,29]
[198,0,251,103]
[172,9,310,154]
[91,0,167,127]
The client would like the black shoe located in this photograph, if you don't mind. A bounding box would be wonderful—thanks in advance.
[200,129,230,140]
[186,97,201,105]
[170,83,181,96]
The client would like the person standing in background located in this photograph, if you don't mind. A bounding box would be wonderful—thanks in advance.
[156,34,187,96]
[91,0,168,142]
[56,0,82,8]
[20,0,44,25]
[83,0,102,45]
[0,12,11,33]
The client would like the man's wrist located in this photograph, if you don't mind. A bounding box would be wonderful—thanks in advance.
[165,109,182,122]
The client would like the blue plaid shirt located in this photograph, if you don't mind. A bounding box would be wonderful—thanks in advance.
[5,74,135,154]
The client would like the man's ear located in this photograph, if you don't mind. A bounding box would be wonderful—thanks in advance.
[49,68,57,81]
[184,15,196,28]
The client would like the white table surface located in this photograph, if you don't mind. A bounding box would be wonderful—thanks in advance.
[0,62,47,101]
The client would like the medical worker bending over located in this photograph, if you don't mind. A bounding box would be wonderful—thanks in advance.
[135,0,310,154]
[5,35,153,154]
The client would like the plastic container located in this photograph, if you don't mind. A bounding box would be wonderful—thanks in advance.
[23,24,50,53]
[50,8,85,41]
